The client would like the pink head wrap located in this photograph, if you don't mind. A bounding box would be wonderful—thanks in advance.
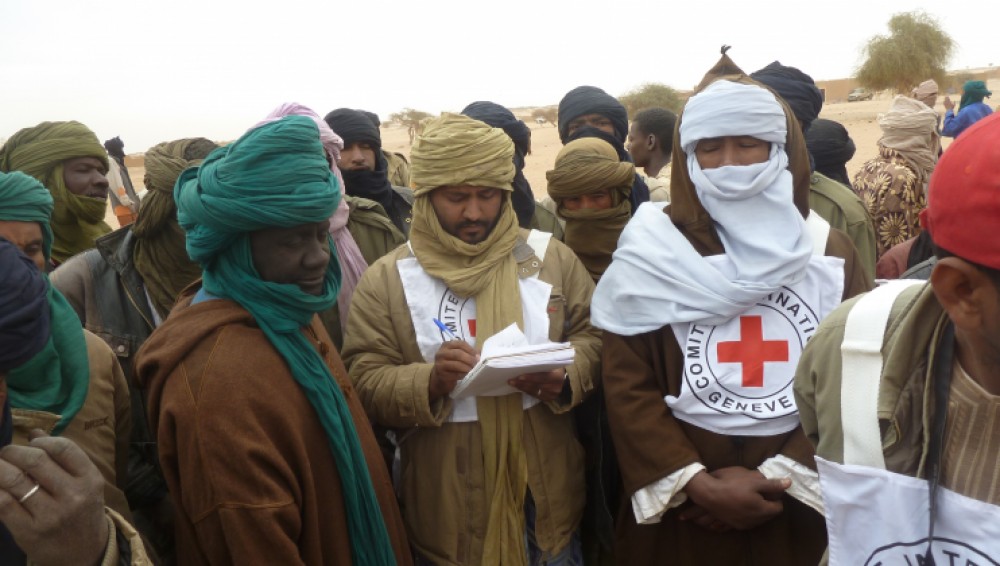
[254,103,369,328]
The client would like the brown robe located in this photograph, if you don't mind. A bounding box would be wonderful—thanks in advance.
[603,52,873,565]
[137,287,412,566]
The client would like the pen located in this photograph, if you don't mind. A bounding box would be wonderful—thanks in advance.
[433,318,460,342]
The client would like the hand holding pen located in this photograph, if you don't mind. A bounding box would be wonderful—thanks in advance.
[429,318,479,401]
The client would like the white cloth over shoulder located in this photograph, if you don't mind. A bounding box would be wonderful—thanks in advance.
[592,80,812,335]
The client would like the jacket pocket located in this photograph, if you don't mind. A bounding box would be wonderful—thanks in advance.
[547,291,567,342]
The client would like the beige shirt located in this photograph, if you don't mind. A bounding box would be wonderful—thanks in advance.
[941,361,1000,504]
[640,164,671,202]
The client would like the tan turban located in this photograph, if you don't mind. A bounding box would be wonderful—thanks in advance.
[546,137,634,281]
[546,137,634,200]
[408,112,529,566]
[133,138,218,317]
[409,113,515,195]
[879,95,940,184]
[911,79,939,108]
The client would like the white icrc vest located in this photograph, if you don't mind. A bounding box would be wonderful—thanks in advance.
[665,212,844,436]
[397,230,553,423]
[819,279,1000,564]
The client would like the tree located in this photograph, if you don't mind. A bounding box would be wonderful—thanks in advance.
[531,107,557,126]
[618,83,683,118]
[855,11,954,94]
[389,108,434,144]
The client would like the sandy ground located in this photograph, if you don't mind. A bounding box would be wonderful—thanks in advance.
[109,84,999,227]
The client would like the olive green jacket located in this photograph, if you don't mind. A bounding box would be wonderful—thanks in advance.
[809,172,877,284]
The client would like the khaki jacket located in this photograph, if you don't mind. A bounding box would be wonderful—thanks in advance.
[342,231,601,565]
[12,330,131,520]
[808,172,878,284]
[794,282,944,476]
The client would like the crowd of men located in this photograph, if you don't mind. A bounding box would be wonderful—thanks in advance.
[0,48,998,565]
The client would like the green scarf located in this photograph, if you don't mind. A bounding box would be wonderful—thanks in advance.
[0,121,111,264]
[175,116,395,566]
[0,170,55,260]
[6,280,90,435]
[133,138,217,318]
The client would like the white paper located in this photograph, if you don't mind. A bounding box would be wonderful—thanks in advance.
[450,324,574,399]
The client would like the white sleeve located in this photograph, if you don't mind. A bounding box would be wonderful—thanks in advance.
[630,462,707,524]
[758,454,823,514]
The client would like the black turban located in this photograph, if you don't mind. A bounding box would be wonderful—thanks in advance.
[805,118,856,188]
[0,238,50,373]
[751,61,824,134]
[103,136,126,161]
[359,110,381,128]
[461,101,536,227]
[324,108,382,150]
[557,86,629,144]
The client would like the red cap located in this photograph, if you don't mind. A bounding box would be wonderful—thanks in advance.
[920,112,1000,269]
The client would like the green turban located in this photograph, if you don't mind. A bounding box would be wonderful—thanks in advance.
[960,80,992,110]
[0,170,55,260]
[132,137,218,318]
[409,112,515,196]
[0,121,111,263]
[175,115,395,566]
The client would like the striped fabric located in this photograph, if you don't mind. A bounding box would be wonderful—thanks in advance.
[940,362,1000,504]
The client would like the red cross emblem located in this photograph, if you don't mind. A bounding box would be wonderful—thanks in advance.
[716,316,789,388]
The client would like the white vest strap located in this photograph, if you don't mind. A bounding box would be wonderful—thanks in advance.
[806,211,831,256]
[526,229,551,262]
[840,280,924,468]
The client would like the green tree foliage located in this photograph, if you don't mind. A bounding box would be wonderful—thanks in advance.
[618,83,683,118]
[389,108,434,144]
[855,11,954,94]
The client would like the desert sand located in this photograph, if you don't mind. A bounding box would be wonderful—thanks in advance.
[110,82,999,227]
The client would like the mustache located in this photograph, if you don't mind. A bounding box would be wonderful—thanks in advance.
[457,220,489,230]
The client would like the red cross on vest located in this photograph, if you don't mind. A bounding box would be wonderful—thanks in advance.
[716,315,789,388]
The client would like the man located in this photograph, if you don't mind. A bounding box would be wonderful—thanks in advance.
[0,239,149,565]
[627,107,676,202]
[752,61,878,284]
[545,135,634,565]
[557,85,650,210]
[103,136,140,225]
[795,112,1000,562]
[0,170,134,526]
[942,79,993,138]
[546,137,634,282]
[51,136,218,562]
[805,118,856,190]
[911,79,939,109]
[325,107,414,236]
[593,51,870,565]
[0,121,112,265]
[135,116,411,565]
[359,109,412,188]
[461,101,563,237]
[853,95,939,259]
[342,113,601,565]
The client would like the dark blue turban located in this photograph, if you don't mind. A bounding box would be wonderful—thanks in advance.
[557,86,629,144]
[0,238,50,372]
[751,61,824,134]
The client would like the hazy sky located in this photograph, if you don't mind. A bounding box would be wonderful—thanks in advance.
[1,0,994,151]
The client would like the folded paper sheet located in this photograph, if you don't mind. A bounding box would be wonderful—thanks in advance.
[450,323,575,399]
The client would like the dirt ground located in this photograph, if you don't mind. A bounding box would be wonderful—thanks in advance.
[110,82,999,227]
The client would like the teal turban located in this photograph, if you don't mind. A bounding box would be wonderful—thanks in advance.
[960,80,992,110]
[0,170,55,260]
[174,115,395,566]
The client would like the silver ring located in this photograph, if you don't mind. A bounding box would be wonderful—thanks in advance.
[18,483,40,504]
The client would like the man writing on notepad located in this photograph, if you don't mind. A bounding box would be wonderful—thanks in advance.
[342,113,601,566]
